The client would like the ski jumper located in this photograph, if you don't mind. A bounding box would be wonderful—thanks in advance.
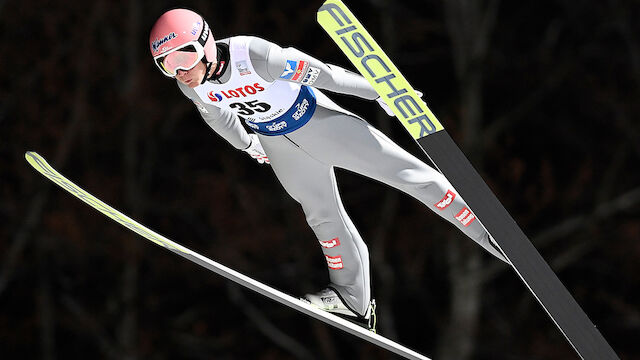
[177,36,507,316]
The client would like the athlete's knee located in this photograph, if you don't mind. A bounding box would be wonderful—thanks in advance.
[392,165,443,188]
[301,205,339,229]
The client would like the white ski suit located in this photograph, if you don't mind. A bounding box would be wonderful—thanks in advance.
[176,36,507,316]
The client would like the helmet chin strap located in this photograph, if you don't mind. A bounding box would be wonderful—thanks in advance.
[201,61,214,84]
[201,43,229,84]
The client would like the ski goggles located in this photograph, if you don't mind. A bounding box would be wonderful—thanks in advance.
[153,41,205,77]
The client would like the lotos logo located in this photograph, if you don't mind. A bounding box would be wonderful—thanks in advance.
[435,190,456,210]
[151,32,177,53]
[207,83,265,102]
[208,93,223,102]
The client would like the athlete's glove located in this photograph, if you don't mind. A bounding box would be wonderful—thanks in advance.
[243,134,270,164]
[375,90,424,117]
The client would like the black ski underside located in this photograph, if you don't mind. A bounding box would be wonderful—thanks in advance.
[418,130,618,359]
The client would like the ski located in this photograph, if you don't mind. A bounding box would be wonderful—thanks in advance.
[25,151,431,360]
[317,1,618,359]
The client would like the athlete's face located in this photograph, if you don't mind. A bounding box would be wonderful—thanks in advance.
[176,61,208,88]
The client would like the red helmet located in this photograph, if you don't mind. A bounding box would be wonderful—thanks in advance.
[149,9,216,77]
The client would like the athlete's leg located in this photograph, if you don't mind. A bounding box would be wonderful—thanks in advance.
[259,134,372,315]
[291,108,508,263]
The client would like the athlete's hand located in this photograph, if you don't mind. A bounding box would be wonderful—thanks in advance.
[375,90,424,117]
[243,134,270,164]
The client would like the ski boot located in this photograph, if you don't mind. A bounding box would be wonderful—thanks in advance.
[301,287,377,333]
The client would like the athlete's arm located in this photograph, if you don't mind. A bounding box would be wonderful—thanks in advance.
[248,37,379,100]
[177,81,252,150]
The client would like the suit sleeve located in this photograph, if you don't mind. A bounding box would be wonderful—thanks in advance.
[247,36,379,100]
[177,81,251,150]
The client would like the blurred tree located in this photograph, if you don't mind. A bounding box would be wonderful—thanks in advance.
[1,0,638,359]
[437,1,501,359]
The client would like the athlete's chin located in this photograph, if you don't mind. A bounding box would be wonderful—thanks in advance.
[178,77,201,88]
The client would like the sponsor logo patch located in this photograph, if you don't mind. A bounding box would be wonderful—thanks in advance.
[207,83,265,102]
[301,66,320,85]
[200,22,209,42]
[280,60,297,79]
[435,190,456,210]
[325,255,344,270]
[292,99,310,120]
[291,61,309,81]
[319,237,340,249]
[190,21,201,36]
[455,207,476,227]
[151,32,177,53]
[266,121,287,132]
[236,60,251,76]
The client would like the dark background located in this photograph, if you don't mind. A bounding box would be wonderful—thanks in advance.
[1,0,639,359]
